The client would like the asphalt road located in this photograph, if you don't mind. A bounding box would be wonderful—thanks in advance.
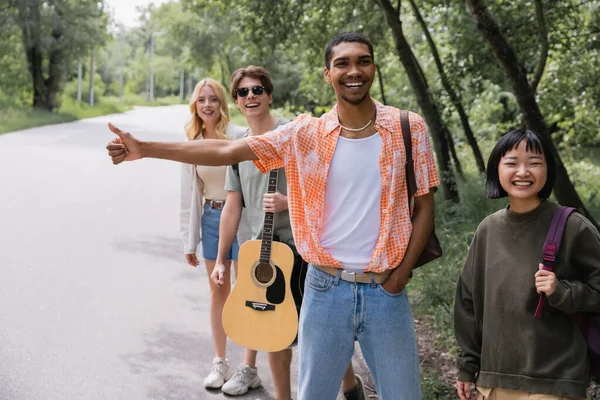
[0,105,368,400]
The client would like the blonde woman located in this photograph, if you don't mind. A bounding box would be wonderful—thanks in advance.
[179,78,247,389]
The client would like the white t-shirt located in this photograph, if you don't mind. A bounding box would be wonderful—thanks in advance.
[320,132,382,273]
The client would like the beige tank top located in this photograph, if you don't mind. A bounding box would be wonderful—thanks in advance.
[195,165,227,201]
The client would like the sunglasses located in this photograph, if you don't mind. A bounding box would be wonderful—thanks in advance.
[235,85,265,97]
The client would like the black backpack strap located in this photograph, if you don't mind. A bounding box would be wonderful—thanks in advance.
[232,163,245,208]
[400,110,418,206]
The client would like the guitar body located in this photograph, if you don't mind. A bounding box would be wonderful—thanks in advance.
[222,239,298,352]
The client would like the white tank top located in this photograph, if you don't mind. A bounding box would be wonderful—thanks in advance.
[320,132,382,273]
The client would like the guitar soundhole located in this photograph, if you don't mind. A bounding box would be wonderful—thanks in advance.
[255,262,274,284]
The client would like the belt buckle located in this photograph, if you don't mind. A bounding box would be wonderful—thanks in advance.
[209,200,223,208]
[341,271,356,282]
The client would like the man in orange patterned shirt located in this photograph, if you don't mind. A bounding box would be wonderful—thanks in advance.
[107,32,439,400]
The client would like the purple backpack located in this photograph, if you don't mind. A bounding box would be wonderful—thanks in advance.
[534,206,600,378]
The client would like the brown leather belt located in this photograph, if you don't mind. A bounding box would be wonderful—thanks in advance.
[205,199,225,209]
[314,264,391,284]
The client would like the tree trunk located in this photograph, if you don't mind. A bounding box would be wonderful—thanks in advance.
[446,127,464,177]
[467,0,597,226]
[77,60,83,104]
[28,42,47,109]
[377,0,459,202]
[46,29,63,111]
[224,51,235,92]
[180,69,185,100]
[530,0,549,93]
[376,67,387,105]
[219,58,229,94]
[89,46,95,107]
[408,0,486,174]
[16,0,47,109]
[15,0,65,111]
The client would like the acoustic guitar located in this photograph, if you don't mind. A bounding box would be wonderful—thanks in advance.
[222,168,299,352]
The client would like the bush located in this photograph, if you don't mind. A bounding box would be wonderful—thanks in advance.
[409,174,505,348]
[62,73,106,105]
[59,96,129,119]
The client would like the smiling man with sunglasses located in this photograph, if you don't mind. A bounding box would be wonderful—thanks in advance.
[106,32,439,399]
[213,65,293,399]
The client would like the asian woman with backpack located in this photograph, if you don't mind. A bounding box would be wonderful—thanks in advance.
[454,129,600,400]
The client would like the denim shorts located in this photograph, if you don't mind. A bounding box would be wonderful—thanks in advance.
[201,203,239,261]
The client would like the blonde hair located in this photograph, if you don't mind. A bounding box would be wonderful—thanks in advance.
[185,78,230,141]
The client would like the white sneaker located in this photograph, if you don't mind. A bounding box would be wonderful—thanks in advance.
[221,364,262,395]
[204,357,233,389]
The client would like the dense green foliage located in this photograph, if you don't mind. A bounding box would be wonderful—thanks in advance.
[2,0,599,143]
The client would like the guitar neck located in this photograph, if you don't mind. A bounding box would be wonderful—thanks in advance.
[260,169,279,263]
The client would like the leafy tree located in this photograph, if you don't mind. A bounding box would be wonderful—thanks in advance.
[407,0,486,174]
[466,0,597,224]
[3,0,109,110]
[0,6,30,107]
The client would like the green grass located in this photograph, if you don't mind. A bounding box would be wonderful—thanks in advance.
[60,97,131,119]
[407,174,502,398]
[421,371,457,400]
[0,94,193,135]
[0,97,130,135]
[0,107,76,134]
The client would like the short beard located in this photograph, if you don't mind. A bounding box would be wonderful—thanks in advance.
[340,92,369,105]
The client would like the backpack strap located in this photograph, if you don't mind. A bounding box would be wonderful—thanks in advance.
[400,110,417,205]
[231,163,246,208]
[534,206,577,318]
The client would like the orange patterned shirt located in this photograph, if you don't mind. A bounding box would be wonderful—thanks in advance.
[245,100,440,272]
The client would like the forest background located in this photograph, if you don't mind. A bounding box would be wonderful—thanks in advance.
[1,0,599,397]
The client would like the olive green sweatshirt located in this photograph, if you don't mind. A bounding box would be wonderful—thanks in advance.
[454,201,600,398]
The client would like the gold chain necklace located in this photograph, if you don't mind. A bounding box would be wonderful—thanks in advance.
[339,118,373,132]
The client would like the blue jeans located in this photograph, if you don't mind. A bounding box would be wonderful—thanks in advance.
[298,264,421,400]
[201,203,239,261]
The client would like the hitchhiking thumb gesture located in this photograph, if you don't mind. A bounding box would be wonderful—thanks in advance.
[535,263,557,296]
[106,122,143,164]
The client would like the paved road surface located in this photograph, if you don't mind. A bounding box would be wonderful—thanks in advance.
[0,105,369,400]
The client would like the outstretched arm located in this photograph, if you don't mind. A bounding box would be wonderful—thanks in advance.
[106,122,258,166]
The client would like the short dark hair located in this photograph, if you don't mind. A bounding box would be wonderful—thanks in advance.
[230,65,274,100]
[324,32,374,69]
[486,129,556,199]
